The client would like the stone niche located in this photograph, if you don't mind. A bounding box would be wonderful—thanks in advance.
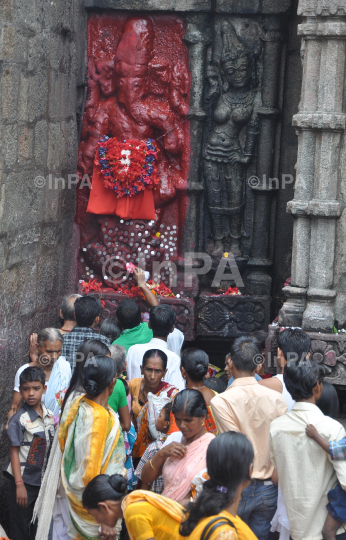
[76,0,294,342]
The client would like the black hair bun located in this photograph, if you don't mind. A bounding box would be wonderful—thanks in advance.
[83,379,99,396]
[195,363,207,376]
[109,474,127,494]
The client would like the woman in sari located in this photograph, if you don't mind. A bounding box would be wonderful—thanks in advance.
[129,349,179,460]
[82,474,184,540]
[181,348,218,435]
[33,340,111,540]
[59,355,126,540]
[81,432,257,540]
[180,432,257,540]
[140,389,214,503]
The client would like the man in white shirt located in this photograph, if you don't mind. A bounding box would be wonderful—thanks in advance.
[127,304,185,390]
[270,358,346,540]
[167,327,184,357]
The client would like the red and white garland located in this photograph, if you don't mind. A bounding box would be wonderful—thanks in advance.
[98,136,160,198]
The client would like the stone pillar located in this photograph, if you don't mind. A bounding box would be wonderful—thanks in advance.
[247,19,284,296]
[280,1,346,332]
[183,15,209,255]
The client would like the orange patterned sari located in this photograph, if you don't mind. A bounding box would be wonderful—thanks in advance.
[205,405,218,436]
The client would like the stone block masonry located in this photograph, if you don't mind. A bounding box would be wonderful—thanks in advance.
[0,0,86,528]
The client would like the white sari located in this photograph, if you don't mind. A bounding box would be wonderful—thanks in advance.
[45,356,72,415]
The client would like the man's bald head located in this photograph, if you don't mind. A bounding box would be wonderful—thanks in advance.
[60,294,82,322]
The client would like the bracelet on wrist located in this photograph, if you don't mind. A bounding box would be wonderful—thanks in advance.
[15,480,24,485]
[150,458,157,471]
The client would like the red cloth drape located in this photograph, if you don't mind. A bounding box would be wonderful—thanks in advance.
[87,160,156,220]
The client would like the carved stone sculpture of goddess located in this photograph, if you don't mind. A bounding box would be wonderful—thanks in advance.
[203,19,262,257]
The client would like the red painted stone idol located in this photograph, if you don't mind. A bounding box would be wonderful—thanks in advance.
[76,14,191,286]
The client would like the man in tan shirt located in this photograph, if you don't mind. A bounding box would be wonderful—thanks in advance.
[211,336,287,540]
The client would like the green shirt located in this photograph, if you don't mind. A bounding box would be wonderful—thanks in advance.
[113,322,153,352]
[108,379,128,413]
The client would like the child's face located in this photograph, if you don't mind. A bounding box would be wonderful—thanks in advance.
[155,408,169,434]
[20,381,45,407]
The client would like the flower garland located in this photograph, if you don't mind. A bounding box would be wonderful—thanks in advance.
[98,135,159,198]
[111,280,176,298]
[81,278,176,299]
[80,279,105,307]
[147,280,175,297]
[81,279,103,294]
[220,286,241,296]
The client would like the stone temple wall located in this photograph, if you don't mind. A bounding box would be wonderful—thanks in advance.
[0,0,85,526]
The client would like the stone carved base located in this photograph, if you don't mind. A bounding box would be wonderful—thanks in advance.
[267,324,346,385]
[196,294,270,338]
[86,288,273,342]
[278,286,307,327]
[86,288,195,341]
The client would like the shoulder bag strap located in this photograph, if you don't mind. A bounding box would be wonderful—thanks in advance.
[200,517,236,540]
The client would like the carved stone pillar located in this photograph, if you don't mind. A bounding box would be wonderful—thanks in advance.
[280,1,346,332]
[247,20,284,297]
[183,15,210,255]
[278,128,314,325]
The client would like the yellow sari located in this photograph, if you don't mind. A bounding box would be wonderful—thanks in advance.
[122,491,258,540]
[122,491,184,540]
[59,395,126,540]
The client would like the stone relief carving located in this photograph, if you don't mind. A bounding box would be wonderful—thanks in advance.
[267,326,346,384]
[203,18,262,258]
[310,340,337,369]
[298,0,346,17]
[196,295,269,336]
[76,14,191,284]
[75,12,289,347]
[235,302,265,332]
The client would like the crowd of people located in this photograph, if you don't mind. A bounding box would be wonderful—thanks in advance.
[4,271,346,540]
